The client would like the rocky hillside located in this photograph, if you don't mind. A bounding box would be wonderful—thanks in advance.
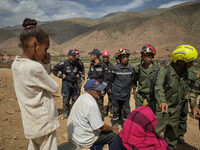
[0,1,199,58]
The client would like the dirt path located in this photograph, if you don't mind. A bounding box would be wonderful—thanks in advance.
[0,68,199,150]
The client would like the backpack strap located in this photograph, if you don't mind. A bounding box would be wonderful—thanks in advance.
[163,65,171,87]
[150,65,171,101]
[150,68,160,96]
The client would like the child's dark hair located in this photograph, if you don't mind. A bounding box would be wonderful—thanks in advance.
[19,18,49,49]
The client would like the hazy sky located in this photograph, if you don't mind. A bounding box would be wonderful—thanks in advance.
[0,0,196,28]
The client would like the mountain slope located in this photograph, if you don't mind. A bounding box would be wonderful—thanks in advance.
[53,1,200,58]
[0,1,199,58]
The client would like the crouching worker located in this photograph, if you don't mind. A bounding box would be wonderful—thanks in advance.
[67,79,118,149]
[110,106,171,150]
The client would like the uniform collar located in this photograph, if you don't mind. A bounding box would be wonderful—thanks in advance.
[119,63,129,69]
[92,59,102,66]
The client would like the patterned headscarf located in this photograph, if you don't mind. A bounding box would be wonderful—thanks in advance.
[119,106,171,150]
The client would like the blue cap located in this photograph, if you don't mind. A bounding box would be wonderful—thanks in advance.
[84,79,106,91]
[68,50,76,56]
[88,49,102,56]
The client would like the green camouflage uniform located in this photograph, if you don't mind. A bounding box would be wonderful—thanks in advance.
[189,75,200,107]
[133,61,160,107]
[154,62,190,150]
[178,69,199,138]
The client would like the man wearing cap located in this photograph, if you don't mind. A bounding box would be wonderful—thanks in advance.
[102,50,114,116]
[67,79,118,149]
[52,49,81,118]
[88,49,107,118]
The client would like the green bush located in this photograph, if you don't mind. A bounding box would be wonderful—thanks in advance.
[0,62,12,68]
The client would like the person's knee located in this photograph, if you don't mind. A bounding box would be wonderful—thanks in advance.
[107,132,117,144]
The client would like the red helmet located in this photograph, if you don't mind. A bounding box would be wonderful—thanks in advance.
[102,50,110,56]
[141,44,156,55]
[117,48,130,57]
[73,49,79,54]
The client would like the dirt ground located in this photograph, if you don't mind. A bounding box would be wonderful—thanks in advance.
[0,68,199,150]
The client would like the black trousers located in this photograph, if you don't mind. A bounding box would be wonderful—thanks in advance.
[92,131,116,146]
[104,89,113,113]
[62,81,79,114]
[112,99,130,125]
[77,77,82,96]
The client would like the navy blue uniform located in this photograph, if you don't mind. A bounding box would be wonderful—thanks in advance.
[53,60,80,115]
[88,60,106,83]
[76,58,85,95]
[111,63,135,125]
[103,61,114,114]
[88,60,107,116]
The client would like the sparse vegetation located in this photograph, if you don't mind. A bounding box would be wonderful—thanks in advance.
[0,62,12,68]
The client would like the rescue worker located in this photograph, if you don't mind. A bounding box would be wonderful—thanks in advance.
[154,45,198,150]
[178,70,200,143]
[52,50,80,118]
[102,50,114,116]
[111,48,135,129]
[133,44,160,107]
[88,48,107,117]
[74,49,85,96]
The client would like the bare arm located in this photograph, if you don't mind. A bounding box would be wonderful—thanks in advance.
[100,124,118,134]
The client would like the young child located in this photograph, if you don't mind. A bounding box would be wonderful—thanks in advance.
[11,18,60,150]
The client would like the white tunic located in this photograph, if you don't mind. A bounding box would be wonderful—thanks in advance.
[11,56,60,139]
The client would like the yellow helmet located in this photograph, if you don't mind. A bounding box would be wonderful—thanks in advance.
[172,45,198,63]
